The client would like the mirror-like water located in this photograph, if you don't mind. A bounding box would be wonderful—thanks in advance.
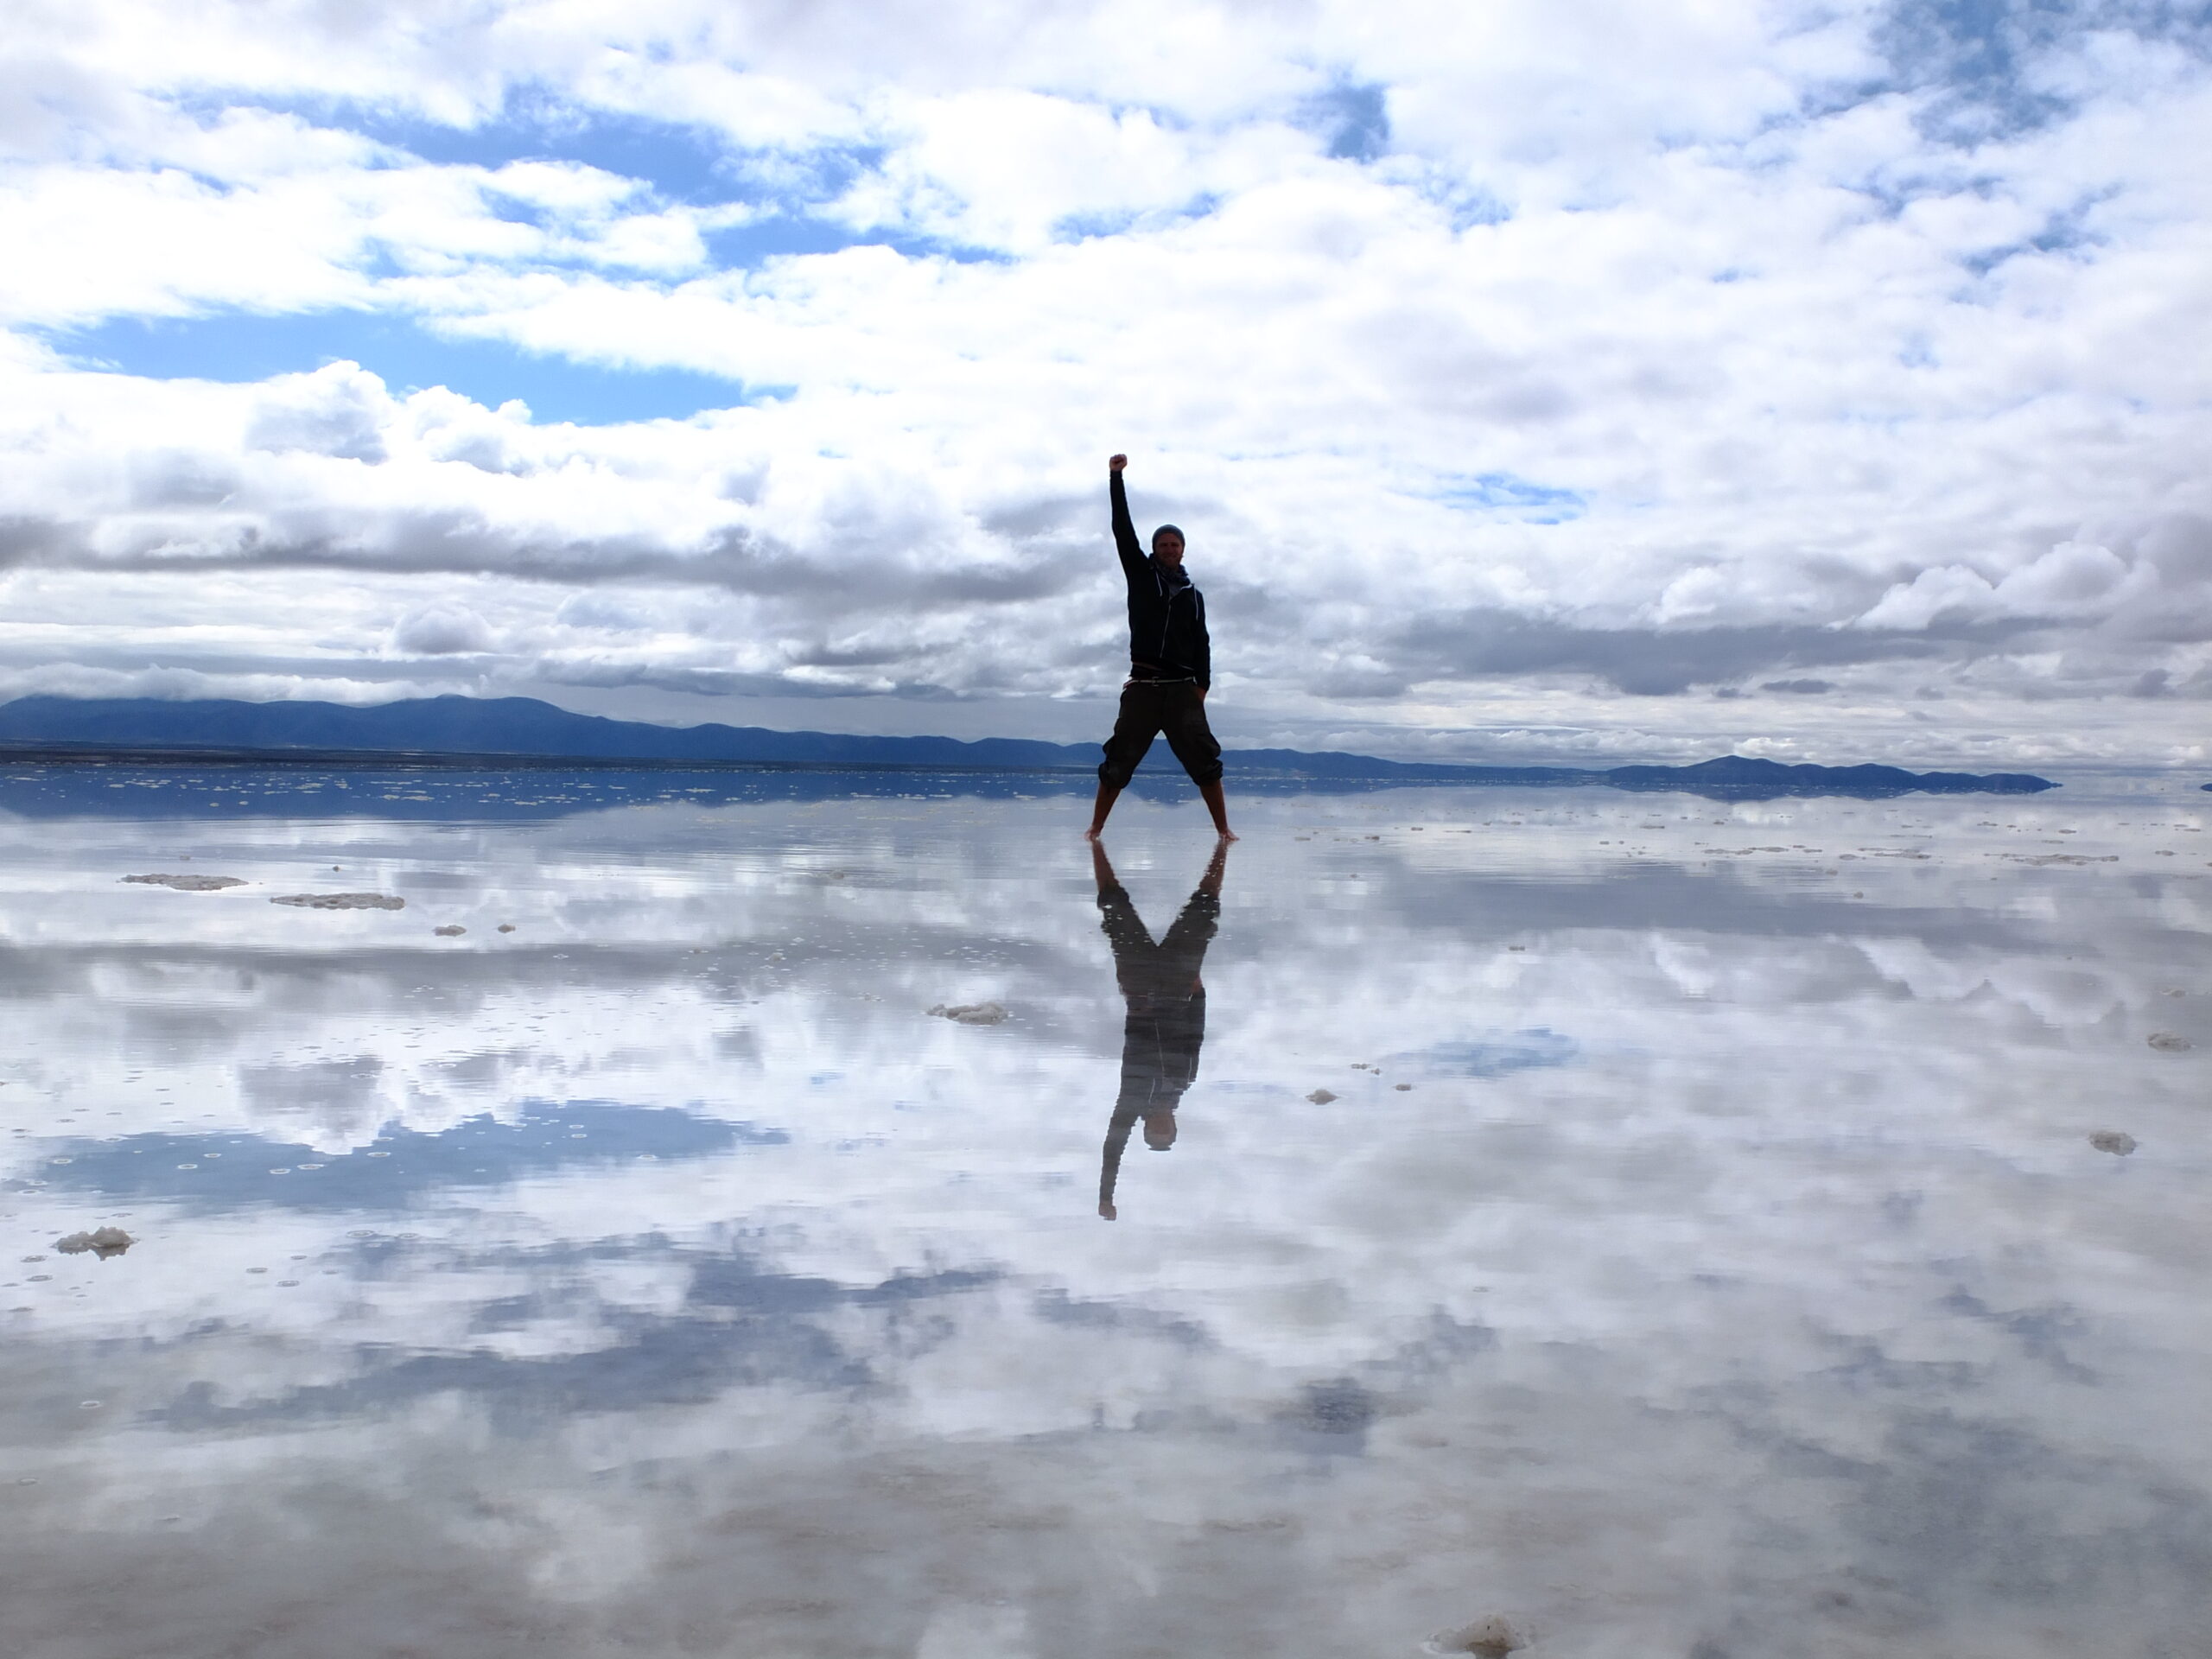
[1,773,2206,1658]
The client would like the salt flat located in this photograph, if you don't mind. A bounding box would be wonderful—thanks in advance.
[0,772,2205,1659]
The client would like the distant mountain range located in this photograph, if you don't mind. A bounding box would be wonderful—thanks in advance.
[0,696,2058,798]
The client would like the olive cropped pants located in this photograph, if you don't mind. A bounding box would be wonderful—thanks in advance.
[1097,682,1224,788]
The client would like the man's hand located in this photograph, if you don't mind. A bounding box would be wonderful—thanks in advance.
[1109,454,1126,474]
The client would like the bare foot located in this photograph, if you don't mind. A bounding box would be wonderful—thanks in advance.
[1084,826,1105,841]
[1216,830,1239,842]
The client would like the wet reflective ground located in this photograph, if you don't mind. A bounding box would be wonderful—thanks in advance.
[1,772,2207,1659]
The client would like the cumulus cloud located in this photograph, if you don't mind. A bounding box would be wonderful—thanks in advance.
[391,602,495,655]
[0,0,2208,762]
[1852,540,2159,630]
[245,363,392,462]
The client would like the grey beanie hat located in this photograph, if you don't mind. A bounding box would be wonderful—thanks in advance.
[1151,524,1185,547]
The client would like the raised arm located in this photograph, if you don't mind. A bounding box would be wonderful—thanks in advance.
[1109,454,1147,579]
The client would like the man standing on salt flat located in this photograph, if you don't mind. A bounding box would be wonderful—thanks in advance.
[1085,454,1236,841]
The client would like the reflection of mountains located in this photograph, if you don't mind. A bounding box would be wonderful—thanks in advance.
[27,1101,781,1210]
[0,759,2057,823]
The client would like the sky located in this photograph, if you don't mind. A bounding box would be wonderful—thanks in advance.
[2,0,2209,767]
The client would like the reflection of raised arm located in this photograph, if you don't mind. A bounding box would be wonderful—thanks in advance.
[1099,1108,1135,1221]
[1109,454,1146,581]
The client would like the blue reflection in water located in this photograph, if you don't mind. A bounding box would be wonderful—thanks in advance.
[29,1100,783,1210]
[1396,1031,1577,1077]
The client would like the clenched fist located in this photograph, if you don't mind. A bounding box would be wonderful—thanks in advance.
[1109,454,1127,473]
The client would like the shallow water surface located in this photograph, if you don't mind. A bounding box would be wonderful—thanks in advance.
[1,772,2207,1658]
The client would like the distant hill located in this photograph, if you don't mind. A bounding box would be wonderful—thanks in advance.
[0,696,2057,798]
[1597,755,2057,798]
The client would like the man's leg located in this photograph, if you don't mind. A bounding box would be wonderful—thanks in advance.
[1198,778,1234,839]
[1163,688,1234,839]
[1085,780,1122,840]
[1090,687,1160,838]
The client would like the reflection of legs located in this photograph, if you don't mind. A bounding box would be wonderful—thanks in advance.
[1090,689,1162,838]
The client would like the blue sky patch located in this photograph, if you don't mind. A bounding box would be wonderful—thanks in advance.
[1300,81,1392,162]
[703,214,1001,269]
[200,89,750,205]
[1862,0,2212,143]
[188,92,917,237]
[1960,191,2112,277]
[1431,473,1588,524]
[709,215,881,265]
[50,311,777,423]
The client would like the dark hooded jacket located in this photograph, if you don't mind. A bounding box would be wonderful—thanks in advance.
[1112,470,1210,689]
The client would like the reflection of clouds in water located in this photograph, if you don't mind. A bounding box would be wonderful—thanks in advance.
[240,1055,391,1137]
[0,784,2206,1653]
[153,1245,996,1430]
[32,1102,781,1211]
[8,1294,2207,1656]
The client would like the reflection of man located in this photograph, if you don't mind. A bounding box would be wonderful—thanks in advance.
[1094,838,1228,1220]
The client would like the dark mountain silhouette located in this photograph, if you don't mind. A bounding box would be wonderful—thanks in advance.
[0,694,1096,771]
[0,696,2056,798]
[1599,755,2056,797]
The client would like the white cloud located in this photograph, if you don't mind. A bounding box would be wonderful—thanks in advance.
[391,601,496,654]
[1853,540,2159,630]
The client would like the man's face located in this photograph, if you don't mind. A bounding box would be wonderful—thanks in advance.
[1152,531,1185,569]
[1142,1110,1179,1149]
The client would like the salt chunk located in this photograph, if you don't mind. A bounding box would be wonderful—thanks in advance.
[927,1001,1007,1026]
[1427,1615,1526,1656]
